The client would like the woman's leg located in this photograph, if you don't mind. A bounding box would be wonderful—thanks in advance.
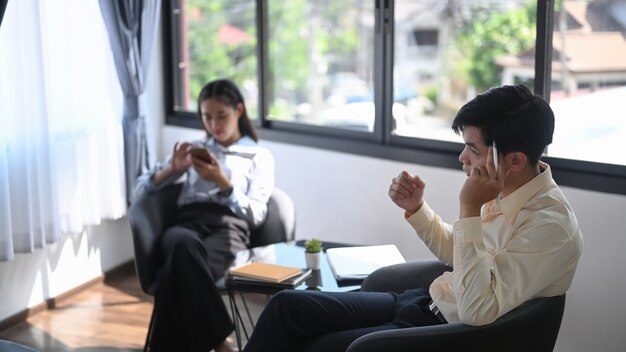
[200,226,247,280]
[244,290,397,352]
[149,226,234,351]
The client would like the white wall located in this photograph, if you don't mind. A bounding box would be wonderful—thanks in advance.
[162,126,626,352]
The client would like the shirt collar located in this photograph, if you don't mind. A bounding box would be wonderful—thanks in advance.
[498,162,552,224]
[207,135,255,150]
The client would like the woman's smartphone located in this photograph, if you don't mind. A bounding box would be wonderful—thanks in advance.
[189,147,213,163]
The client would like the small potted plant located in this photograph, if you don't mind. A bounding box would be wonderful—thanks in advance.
[304,238,323,270]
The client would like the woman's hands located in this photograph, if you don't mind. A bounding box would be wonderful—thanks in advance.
[151,142,193,187]
[170,142,193,173]
[152,142,231,190]
[389,171,426,216]
[191,150,231,190]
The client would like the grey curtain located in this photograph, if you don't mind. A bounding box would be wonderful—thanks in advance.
[0,0,8,28]
[99,0,161,203]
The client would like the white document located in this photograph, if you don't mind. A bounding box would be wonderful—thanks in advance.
[326,244,406,282]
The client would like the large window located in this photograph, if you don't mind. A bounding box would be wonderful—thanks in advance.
[172,0,258,118]
[266,1,376,133]
[392,0,537,143]
[544,0,626,166]
[165,0,626,195]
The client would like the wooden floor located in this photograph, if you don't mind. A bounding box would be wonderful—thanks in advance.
[0,263,266,351]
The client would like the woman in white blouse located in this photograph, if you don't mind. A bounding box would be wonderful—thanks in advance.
[134,79,274,352]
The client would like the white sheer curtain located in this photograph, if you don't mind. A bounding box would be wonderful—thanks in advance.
[0,0,126,261]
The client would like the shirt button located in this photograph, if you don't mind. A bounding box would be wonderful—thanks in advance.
[455,230,463,238]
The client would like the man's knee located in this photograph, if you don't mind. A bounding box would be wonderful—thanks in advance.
[267,290,330,321]
[267,290,299,308]
[263,290,306,315]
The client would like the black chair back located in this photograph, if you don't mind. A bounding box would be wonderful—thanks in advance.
[128,183,180,294]
[249,187,296,248]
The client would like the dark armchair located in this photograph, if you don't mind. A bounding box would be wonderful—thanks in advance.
[127,183,296,349]
[344,259,566,352]
[128,183,296,295]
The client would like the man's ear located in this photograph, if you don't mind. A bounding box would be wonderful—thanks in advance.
[508,152,528,171]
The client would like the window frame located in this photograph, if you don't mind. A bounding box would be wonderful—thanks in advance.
[163,0,626,195]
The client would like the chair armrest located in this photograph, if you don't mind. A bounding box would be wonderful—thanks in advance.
[347,323,473,352]
[347,295,566,352]
[360,259,451,293]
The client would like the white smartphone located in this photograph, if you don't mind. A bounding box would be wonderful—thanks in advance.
[492,141,499,172]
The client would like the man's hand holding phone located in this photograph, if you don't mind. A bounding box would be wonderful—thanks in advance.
[459,142,504,218]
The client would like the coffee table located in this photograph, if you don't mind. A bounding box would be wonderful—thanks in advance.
[225,241,360,349]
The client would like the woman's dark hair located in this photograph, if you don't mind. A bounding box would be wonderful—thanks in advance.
[451,84,554,165]
[197,79,258,142]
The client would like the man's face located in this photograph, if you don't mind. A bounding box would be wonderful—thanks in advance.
[458,126,489,177]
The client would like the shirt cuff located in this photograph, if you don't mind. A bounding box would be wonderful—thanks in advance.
[452,217,482,244]
[405,201,436,232]
[225,186,245,213]
[143,177,158,193]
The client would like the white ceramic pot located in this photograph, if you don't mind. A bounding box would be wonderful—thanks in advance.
[305,252,322,270]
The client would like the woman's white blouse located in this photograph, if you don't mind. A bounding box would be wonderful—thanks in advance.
[133,136,275,227]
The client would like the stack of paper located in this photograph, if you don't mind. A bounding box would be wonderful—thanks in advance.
[229,262,302,282]
[227,262,312,289]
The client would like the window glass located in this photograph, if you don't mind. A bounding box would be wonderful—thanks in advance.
[179,0,258,118]
[266,0,376,132]
[546,0,626,166]
[392,0,537,142]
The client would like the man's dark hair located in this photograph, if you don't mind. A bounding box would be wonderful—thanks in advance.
[451,84,555,166]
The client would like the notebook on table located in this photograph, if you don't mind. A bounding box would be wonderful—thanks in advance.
[326,244,406,284]
[227,267,312,289]
[227,262,312,289]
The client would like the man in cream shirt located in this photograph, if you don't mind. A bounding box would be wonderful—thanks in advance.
[409,157,582,325]
[244,84,583,351]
